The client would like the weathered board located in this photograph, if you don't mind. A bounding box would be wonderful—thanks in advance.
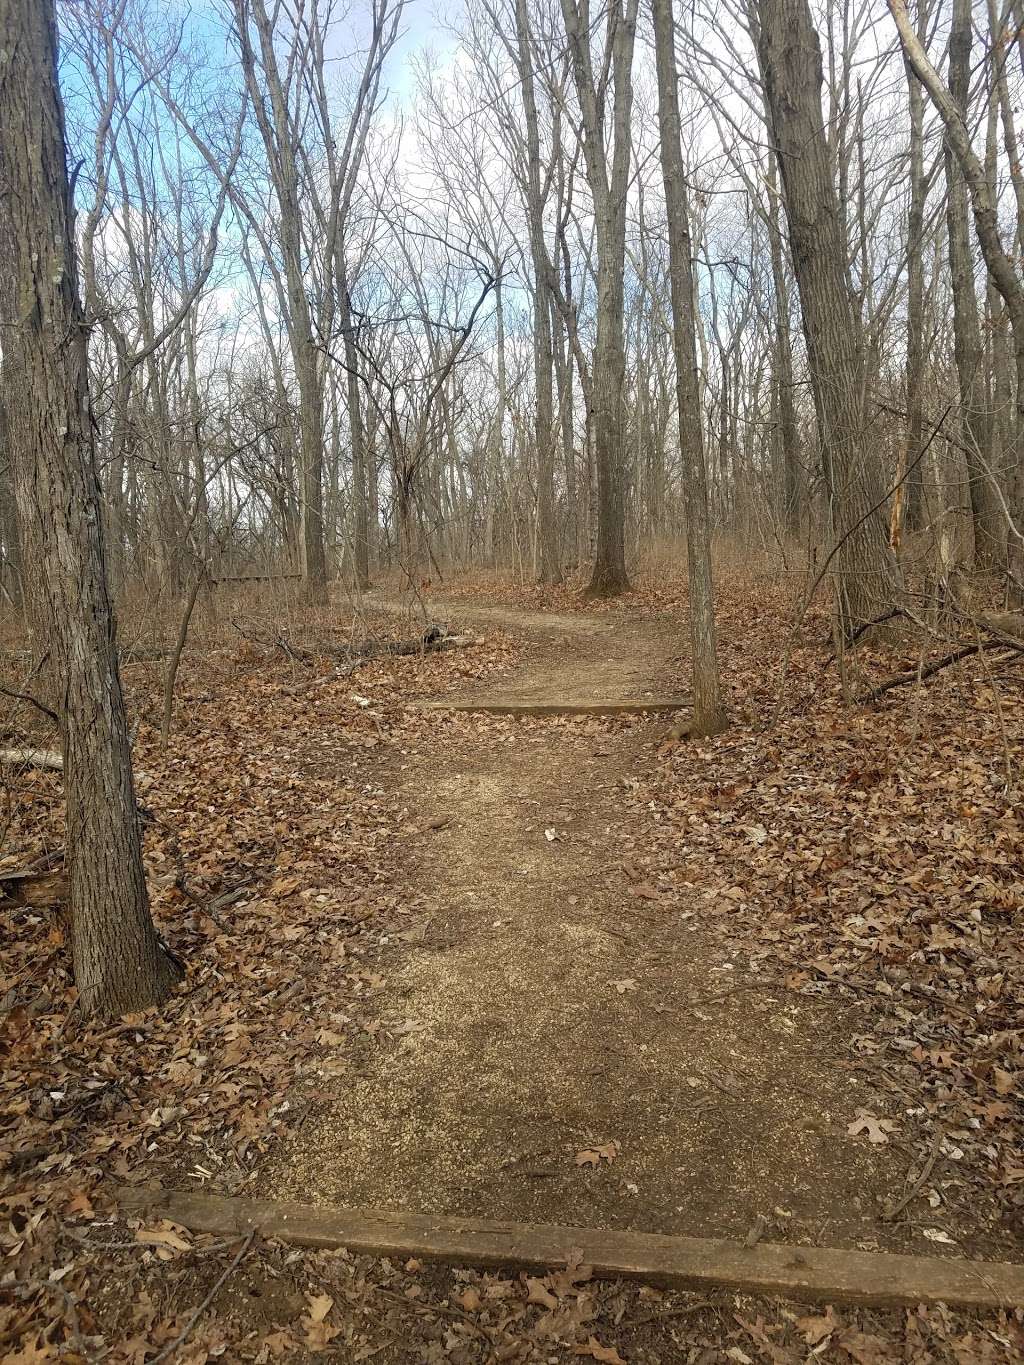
[114,1187,1024,1310]
[408,698,689,716]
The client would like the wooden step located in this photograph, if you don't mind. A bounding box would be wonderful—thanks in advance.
[408,697,689,716]
[114,1187,1024,1310]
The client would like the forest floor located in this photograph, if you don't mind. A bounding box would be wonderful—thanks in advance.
[269,594,913,1253]
[1,566,1023,1362]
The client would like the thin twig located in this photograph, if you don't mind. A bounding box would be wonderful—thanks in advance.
[628,1297,720,1328]
[882,1127,944,1222]
[147,1230,255,1364]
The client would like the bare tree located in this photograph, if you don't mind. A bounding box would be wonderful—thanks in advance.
[891,0,1024,604]
[559,0,640,596]
[751,0,900,637]
[651,0,726,735]
[0,0,182,1016]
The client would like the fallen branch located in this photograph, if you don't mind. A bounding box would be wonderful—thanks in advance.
[0,867,68,907]
[327,626,478,663]
[0,683,58,724]
[858,640,1023,702]
[0,746,63,771]
[882,1126,944,1223]
[147,1230,255,1365]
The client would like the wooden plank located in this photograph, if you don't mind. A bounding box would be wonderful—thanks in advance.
[113,1187,1024,1310]
[409,698,689,716]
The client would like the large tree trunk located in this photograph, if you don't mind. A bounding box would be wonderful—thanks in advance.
[560,0,637,598]
[652,0,727,737]
[0,393,23,607]
[514,0,561,585]
[903,7,927,535]
[337,269,371,589]
[0,0,182,1017]
[891,0,1024,605]
[753,0,900,637]
[234,0,328,606]
[945,0,1002,569]
[765,157,801,538]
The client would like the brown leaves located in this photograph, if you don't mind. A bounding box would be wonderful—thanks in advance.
[525,1277,559,1310]
[626,580,1024,1240]
[575,1140,620,1166]
[573,1337,627,1363]
[796,1308,836,1345]
[847,1110,898,1145]
[301,1292,341,1350]
[134,1221,192,1256]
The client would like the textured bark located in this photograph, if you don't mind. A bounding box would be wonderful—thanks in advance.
[233,0,327,605]
[765,158,801,537]
[513,0,560,584]
[891,0,1024,602]
[754,0,899,637]
[0,0,182,1016]
[560,0,637,598]
[902,3,927,534]
[338,272,371,588]
[0,394,23,606]
[652,0,726,737]
[944,0,1001,568]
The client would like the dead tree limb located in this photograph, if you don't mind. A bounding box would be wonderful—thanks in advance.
[0,747,63,771]
[859,641,1023,702]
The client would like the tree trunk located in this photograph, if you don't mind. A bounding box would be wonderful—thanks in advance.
[753,0,900,637]
[338,270,371,588]
[890,0,1024,603]
[945,0,1002,568]
[766,157,801,537]
[652,0,727,737]
[0,0,182,1017]
[514,0,561,585]
[903,7,927,534]
[559,0,637,597]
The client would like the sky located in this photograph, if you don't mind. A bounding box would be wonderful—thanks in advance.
[384,0,463,103]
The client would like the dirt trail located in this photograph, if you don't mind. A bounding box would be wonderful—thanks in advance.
[269,601,908,1252]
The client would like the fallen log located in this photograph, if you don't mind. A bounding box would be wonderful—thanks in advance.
[344,630,478,661]
[113,1187,1024,1311]
[0,747,63,771]
[0,867,67,907]
[214,573,304,584]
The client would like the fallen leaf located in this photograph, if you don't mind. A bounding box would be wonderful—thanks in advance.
[846,1109,897,1144]
[993,1067,1016,1094]
[306,1293,334,1323]
[796,1309,836,1345]
[576,1140,619,1166]
[573,1336,626,1363]
[526,1277,559,1309]
[64,1190,94,1217]
[836,1328,891,1363]
[135,1222,192,1252]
